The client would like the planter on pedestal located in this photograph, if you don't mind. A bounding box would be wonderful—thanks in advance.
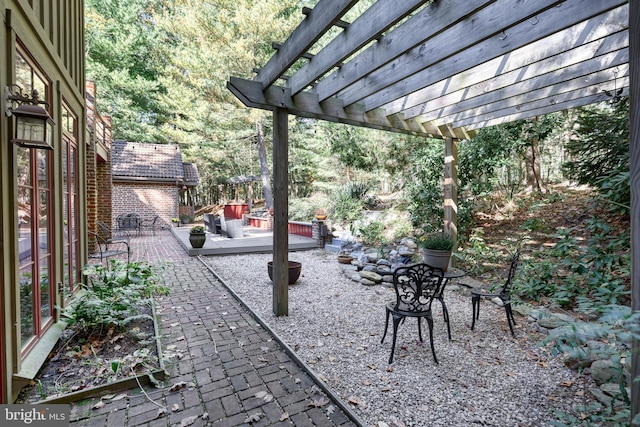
[189,226,206,248]
[267,261,302,285]
[420,232,454,271]
[422,249,452,271]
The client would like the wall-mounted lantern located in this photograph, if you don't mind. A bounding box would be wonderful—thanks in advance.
[4,85,54,150]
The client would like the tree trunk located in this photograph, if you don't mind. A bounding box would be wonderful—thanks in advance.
[524,118,543,192]
[256,121,274,209]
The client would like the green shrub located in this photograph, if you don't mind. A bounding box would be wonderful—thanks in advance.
[65,261,168,331]
[358,221,388,247]
[189,225,205,234]
[542,305,640,426]
[419,232,453,251]
[330,187,364,227]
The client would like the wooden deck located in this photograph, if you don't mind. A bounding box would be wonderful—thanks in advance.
[171,225,318,256]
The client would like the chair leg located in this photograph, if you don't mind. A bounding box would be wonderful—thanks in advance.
[381,308,391,344]
[471,295,480,331]
[388,313,404,364]
[439,298,451,341]
[504,302,516,337]
[426,315,438,364]
[417,317,423,342]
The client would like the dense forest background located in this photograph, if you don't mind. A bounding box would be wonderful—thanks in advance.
[85,0,631,296]
[85,2,637,424]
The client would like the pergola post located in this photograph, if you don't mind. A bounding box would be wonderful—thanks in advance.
[444,137,458,250]
[272,108,289,316]
[629,0,639,423]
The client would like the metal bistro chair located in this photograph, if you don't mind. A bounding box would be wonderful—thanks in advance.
[143,215,161,235]
[88,230,130,265]
[117,213,142,235]
[96,221,131,255]
[381,263,445,364]
[467,250,521,337]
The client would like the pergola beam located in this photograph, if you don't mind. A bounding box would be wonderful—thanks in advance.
[462,90,625,130]
[287,0,430,96]
[381,11,629,117]
[227,76,459,139]
[254,0,358,88]
[442,64,629,128]
[334,0,606,107]
[311,0,493,102]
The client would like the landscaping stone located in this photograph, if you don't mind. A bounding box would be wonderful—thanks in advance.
[536,310,575,329]
[359,271,382,283]
[591,359,625,386]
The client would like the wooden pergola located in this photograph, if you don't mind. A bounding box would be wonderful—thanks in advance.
[228,1,638,420]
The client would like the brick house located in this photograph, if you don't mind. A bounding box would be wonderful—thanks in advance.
[111,141,199,229]
[86,81,114,242]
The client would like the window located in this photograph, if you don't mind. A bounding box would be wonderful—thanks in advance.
[15,48,54,354]
[62,103,80,296]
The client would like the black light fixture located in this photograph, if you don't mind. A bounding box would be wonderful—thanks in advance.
[603,68,624,105]
[4,85,54,149]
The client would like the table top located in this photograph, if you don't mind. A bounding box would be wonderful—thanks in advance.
[443,267,466,279]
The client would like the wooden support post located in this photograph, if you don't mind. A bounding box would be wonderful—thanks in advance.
[444,137,458,251]
[629,1,640,423]
[272,108,289,316]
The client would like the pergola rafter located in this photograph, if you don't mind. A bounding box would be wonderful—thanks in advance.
[230,0,630,140]
[228,1,638,421]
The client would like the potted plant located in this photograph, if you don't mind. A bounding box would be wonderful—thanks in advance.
[419,231,454,271]
[314,208,328,221]
[189,225,206,248]
[171,218,180,227]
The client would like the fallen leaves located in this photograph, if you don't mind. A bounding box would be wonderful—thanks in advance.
[255,391,274,402]
[168,381,195,392]
[308,396,330,407]
[244,412,263,423]
[179,415,198,426]
[347,395,365,407]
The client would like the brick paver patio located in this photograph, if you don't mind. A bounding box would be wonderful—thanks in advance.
[69,229,361,426]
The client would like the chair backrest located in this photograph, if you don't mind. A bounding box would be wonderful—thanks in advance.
[118,213,140,230]
[500,250,521,294]
[96,221,112,239]
[392,263,444,313]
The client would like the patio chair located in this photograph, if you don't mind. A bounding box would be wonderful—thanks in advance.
[88,231,130,264]
[116,213,142,235]
[97,221,131,241]
[466,249,521,337]
[143,215,161,234]
[381,263,444,364]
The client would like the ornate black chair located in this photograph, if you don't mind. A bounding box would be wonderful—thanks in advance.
[88,231,130,265]
[467,250,521,337]
[381,263,445,364]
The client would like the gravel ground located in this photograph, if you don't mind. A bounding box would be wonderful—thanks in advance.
[206,249,596,427]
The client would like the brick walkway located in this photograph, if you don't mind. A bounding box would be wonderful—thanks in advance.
[69,230,361,426]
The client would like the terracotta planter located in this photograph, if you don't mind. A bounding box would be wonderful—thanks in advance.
[267,261,302,285]
[189,233,206,248]
[337,255,354,264]
[422,249,451,271]
[314,209,328,221]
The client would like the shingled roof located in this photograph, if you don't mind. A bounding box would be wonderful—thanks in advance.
[112,141,198,186]
[182,162,200,186]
